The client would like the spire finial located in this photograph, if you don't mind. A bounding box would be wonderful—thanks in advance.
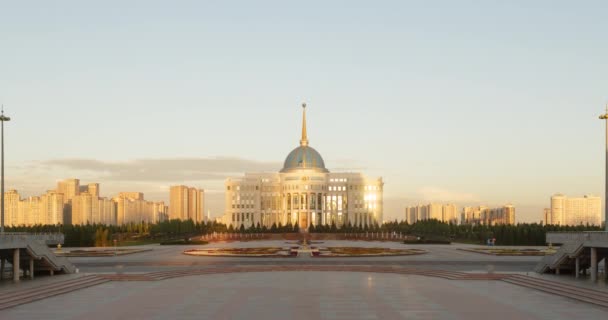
[300,102,308,146]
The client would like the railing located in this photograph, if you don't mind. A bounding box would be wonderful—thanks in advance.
[534,240,584,273]
[0,233,65,246]
[546,231,608,244]
[26,240,76,273]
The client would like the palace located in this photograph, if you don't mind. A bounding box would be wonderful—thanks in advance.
[222,104,383,229]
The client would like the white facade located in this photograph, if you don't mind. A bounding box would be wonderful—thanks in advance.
[222,104,383,229]
[550,194,601,226]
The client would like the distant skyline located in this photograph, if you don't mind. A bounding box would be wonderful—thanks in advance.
[1,1,607,222]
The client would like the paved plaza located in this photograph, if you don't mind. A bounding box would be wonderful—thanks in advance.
[1,241,607,319]
[67,241,543,274]
[2,272,606,320]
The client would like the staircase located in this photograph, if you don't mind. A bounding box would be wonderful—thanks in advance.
[534,241,584,274]
[0,275,107,310]
[25,240,76,274]
[503,274,608,308]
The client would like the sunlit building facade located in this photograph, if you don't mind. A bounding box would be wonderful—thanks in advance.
[3,190,64,226]
[40,190,65,225]
[461,205,515,225]
[222,104,383,229]
[405,203,458,224]
[114,192,168,225]
[549,194,601,226]
[72,192,117,225]
[169,185,204,222]
[3,190,21,226]
[56,178,80,204]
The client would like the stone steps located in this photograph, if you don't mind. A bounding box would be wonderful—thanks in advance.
[5,267,608,311]
[0,275,109,310]
[502,275,608,308]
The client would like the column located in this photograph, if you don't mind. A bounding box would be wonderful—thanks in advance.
[29,257,34,280]
[321,195,326,226]
[591,247,598,282]
[13,249,20,282]
[575,257,580,279]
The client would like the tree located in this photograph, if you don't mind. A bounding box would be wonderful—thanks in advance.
[330,221,337,232]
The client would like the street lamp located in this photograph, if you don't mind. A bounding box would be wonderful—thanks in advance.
[599,105,608,231]
[0,106,10,233]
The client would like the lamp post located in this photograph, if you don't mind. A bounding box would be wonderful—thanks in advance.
[0,106,10,233]
[599,105,608,231]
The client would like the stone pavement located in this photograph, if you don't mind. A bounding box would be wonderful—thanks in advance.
[66,241,543,274]
[1,272,606,320]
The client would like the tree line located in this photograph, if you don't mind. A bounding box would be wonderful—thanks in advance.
[6,219,603,247]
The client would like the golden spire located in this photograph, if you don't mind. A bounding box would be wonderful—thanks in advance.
[300,102,308,146]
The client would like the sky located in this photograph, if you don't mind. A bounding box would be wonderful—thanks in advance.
[1,0,607,223]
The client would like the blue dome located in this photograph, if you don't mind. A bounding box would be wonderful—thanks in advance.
[281,145,328,173]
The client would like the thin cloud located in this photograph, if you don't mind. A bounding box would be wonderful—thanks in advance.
[42,157,282,182]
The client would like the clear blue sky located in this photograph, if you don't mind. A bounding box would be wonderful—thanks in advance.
[1,0,607,222]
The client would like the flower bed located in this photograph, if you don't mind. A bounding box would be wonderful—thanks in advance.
[314,247,426,257]
[183,247,293,257]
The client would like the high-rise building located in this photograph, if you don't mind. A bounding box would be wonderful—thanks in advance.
[114,192,166,225]
[405,203,458,224]
[169,186,204,222]
[461,205,515,225]
[189,187,204,222]
[40,190,64,225]
[87,183,99,197]
[71,192,92,225]
[3,190,64,226]
[99,197,117,225]
[5,181,169,226]
[428,203,443,221]
[68,181,117,225]
[4,190,20,226]
[549,194,601,226]
[442,204,458,224]
[543,208,551,225]
[152,202,169,223]
[461,206,487,225]
[56,178,80,204]
[118,192,144,201]
[169,186,188,220]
